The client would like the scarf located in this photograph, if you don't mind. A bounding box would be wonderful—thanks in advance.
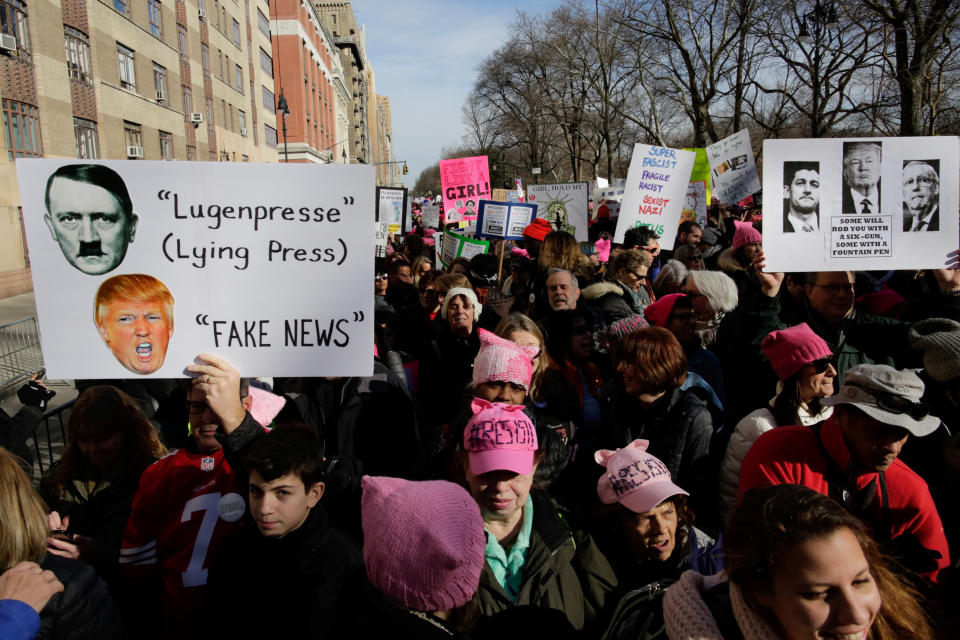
[663,570,781,640]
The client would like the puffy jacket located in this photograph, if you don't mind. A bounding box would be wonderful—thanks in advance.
[582,281,648,328]
[475,492,617,633]
[718,394,832,524]
[738,417,950,581]
[22,554,125,640]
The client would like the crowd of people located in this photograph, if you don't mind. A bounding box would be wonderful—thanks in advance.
[2,200,960,639]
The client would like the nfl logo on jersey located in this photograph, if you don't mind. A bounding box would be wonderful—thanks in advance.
[201,457,215,471]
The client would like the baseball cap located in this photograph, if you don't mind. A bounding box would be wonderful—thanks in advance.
[822,364,939,436]
[463,399,538,475]
[595,439,688,514]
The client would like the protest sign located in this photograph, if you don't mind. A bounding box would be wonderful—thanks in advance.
[682,148,711,227]
[17,159,375,378]
[374,221,388,258]
[706,129,761,205]
[439,155,490,221]
[527,182,589,241]
[421,202,440,228]
[476,201,537,240]
[595,178,626,203]
[376,186,407,234]
[762,136,959,272]
[439,229,490,266]
[614,144,696,248]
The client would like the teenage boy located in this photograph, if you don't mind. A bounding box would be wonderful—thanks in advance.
[207,425,362,638]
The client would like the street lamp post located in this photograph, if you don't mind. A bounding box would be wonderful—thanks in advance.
[277,89,291,162]
[798,1,838,138]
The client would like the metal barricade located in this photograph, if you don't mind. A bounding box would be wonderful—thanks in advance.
[0,317,44,391]
[31,400,73,476]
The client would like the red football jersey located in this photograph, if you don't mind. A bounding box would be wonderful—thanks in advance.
[119,447,246,618]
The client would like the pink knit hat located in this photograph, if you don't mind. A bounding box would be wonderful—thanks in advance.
[361,476,485,612]
[472,328,538,390]
[732,220,762,250]
[761,322,832,381]
[643,293,687,327]
[247,386,286,428]
[595,439,688,513]
[464,398,538,475]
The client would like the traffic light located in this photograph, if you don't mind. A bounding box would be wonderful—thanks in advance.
[402,162,408,175]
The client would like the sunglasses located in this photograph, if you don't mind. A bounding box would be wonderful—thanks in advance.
[848,383,930,420]
[630,271,648,282]
[375,273,389,281]
[809,358,833,374]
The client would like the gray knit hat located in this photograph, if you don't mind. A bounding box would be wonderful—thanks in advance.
[908,318,960,382]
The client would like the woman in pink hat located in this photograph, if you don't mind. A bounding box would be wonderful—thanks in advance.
[460,399,616,633]
[718,323,836,523]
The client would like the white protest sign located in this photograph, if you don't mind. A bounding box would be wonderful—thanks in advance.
[595,178,625,203]
[374,221,389,247]
[706,129,761,205]
[762,136,959,271]
[376,186,406,234]
[17,160,375,378]
[615,145,696,248]
[422,203,440,228]
[527,182,589,241]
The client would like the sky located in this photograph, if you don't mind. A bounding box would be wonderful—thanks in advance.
[353,0,564,190]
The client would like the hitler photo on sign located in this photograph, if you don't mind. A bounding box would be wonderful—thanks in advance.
[761,136,959,273]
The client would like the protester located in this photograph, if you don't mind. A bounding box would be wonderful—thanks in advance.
[718,323,835,522]
[582,249,652,327]
[539,310,603,431]
[682,270,738,347]
[652,259,688,298]
[41,386,166,582]
[0,561,63,640]
[738,364,950,581]
[494,312,548,402]
[673,244,703,271]
[0,447,124,639]
[412,255,433,286]
[663,484,933,639]
[461,399,616,632]
[544,268,581,312]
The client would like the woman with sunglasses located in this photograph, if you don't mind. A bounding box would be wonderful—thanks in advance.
[718,323,835,524]
[583,249,653,332]
[374,257,393,314]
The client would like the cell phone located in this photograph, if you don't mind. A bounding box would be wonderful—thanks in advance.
[50,529,70,541]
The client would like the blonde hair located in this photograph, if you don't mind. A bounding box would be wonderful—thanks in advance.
[0,447,49,569]
[495,312,547,401]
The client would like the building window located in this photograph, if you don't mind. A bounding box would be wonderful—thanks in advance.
[0,0,30,58]
[259,48,272,78]
[264,124,277,148]
[238,109,246,134]
[153,62,168,101]
[201,44,210,75]
[113,0,127,14]
[117,44,136,90]
[234,64,242,90]
[159,130,173,160]
[262,85,274,112]
[2,99,42,159]
[257,9,269,37]
[73,117,99,158]
[217,50,223,78]
[64,27,92,83]
[241,154,248,162]
[148,0,162,37]
[232,18,240,46]
[124,121,142,156]
[205,97,214,124]
[186,144,196,160]
[182,85,192,115]
[177,25,188,59]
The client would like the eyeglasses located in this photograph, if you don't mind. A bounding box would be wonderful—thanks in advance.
[809,358,833,374]
[814,283,855,296]
[375,273,389,282]
[668,311,696,323]
[847,383,930,420]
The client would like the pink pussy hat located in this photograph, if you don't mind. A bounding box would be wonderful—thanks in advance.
[361,476,485,612]
[472,328,538,390]
[595,439,688,514]
[732,220,762,250]
[761,322,832,381]
[464,398,538,475]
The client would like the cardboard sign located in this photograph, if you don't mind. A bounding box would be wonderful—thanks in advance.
[682,148,711,227]
[439,155,490,221]
[706,129,761,205]
[18,159,375,378]
[439,229,490,267]
[421,203,440,229]
[375,186,407,234]
[614,144,696,248]
[762,136,959,271]
[527,182,589,241]
[476,200,537,240]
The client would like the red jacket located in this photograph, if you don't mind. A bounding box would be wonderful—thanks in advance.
[737,417,949,581]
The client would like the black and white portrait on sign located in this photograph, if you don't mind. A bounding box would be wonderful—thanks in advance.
[782,161,820,233]
[902,160,940,232]
[842,141,882,214]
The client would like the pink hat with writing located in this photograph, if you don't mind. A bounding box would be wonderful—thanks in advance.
[595,439,688,514]
[464,399,538,475]
[472,329,538,390]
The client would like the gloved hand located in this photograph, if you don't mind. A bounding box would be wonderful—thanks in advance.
[17,380,55,411]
